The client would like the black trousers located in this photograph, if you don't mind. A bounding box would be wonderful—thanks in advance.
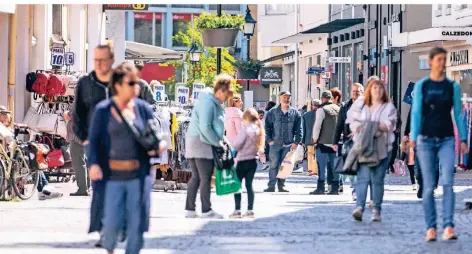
[234,159,257,211]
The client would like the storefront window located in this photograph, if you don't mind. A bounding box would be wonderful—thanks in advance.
[155,14,163,46]
[172,14,192,47]
[354,42,363,84]
[134,12,153,45]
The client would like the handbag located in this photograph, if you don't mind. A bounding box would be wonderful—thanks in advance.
[276,150,296,179]
[42,136,65,168]
[23,103,45,132]
[111,100,161,152]
[215,166,242,196]
[336,138,357,175]
[212,141,234,170]
[55,103,69,138]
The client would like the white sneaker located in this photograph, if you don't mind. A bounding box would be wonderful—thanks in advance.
[39,186,63,200]
[201,210,224,219]
[185,210,198,218]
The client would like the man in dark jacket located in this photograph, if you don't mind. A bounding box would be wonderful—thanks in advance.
[332,83,363,195]
[264,91,303,192]
[303,99,321,174]
[135,62,157,104]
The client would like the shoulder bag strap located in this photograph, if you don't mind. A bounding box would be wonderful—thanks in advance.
[110,100,142,142]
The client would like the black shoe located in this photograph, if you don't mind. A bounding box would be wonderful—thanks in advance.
[309,189,325,195]
[70,191,90,196]
[327,191,339,195]
[278,188,289,193]
[417,186,423,199]
[339,185,344,193]
[264,188,275,193]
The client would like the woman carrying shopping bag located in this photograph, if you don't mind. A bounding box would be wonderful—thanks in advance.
[346,78,397,222]
[228,108,265,219]
[87,63,165,254]
[185,74,234,219]
[411,47,468,242]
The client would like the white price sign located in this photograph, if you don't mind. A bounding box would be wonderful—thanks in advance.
[155,85,166,102]
[51,47,65,67]
[192,84,205,100]
[328,57,351,63]
[175,86,190,105]
[65,52,75,66]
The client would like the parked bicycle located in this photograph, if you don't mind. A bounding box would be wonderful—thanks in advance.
[0,124,39,200]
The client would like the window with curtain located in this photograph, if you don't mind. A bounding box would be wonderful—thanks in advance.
[265,4,295,15]
[134,12,153,45]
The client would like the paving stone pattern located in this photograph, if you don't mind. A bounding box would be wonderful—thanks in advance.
[0,172,471,254]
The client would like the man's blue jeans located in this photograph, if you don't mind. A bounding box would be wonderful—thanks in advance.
[316,148,338,183]
[37,171,48,192]
[102,178,145,254]
[356,152,390,212]
[415,136,455,230]
[268,144,290,189]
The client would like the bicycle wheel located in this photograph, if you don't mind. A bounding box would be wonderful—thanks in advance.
[10,155,39,200]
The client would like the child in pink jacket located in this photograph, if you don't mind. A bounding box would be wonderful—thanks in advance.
[225,95,244,143]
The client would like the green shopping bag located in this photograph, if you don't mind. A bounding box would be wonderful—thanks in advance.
[215,166,242,196]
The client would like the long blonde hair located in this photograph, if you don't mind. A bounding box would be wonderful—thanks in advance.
[242,108,265,152]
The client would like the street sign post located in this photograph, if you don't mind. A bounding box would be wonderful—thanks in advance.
[321,72,331,79]
[175,86,190,105]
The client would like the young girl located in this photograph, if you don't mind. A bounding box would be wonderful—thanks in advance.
[229,108,265,218]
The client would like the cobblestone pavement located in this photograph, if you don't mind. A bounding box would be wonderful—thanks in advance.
[1,172,472,254]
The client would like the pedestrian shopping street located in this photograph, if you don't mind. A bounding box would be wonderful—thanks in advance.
[1,172,472,254]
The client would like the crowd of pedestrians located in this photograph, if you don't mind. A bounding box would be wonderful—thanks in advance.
[1,44,463,253]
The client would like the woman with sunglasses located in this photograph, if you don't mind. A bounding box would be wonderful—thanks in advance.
[411,47,468,242]
[225,95,244,143]
[87,62,165,254]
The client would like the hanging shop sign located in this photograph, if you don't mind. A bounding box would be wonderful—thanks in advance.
[175,85,190,105]
[155,85,166,102]
[449,49,469,66]
[192,84,205,100]
[260,67,283,84]
[381,65,389,85]
[321,72,331,79]
[65,52,75,66]
[103,4,148,11]
[51,47,65,67]
[329,57,351,63]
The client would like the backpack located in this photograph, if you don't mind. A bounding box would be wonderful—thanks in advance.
[46,74,65,96]
[26,72,37,93]
[32,72,50,95]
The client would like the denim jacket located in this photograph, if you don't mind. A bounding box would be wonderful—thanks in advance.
[265,105,302,146]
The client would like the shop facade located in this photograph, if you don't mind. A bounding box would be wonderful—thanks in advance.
[447,47,472,96]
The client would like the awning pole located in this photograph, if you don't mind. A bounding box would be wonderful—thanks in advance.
[8,11,17,122]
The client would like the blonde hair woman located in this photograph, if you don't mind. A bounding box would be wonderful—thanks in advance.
[225,94,244,143]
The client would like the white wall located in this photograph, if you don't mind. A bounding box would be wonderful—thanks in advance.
[87,4,106,72]
[257,4,297,48]
[14,5,30,122]
[0,13,9,107]
[105,10,126,66]
[433,4,472,27]
[69,4,86,72]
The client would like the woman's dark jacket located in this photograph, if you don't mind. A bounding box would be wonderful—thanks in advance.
[86,98,154,233]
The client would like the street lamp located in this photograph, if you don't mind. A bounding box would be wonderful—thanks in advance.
[188,42,201,82]
[244,5,257,91]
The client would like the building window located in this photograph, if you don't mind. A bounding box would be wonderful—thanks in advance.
[461,4,468,9]
[134,13,154,45]
[316,55,321,65]
[150,4,167,8]
[209,4,241,11]
[265,4,295,15]
[155,14,163,46]
[52,4,63,35]
[172,14,193,47]
[171,4,204,8]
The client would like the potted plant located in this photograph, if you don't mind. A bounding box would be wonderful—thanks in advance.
[233,59,263,80]
[195,12,245,48]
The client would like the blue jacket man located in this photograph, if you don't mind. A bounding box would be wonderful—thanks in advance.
[264,91,303,192]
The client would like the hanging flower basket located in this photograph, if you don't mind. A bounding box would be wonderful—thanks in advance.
[201,28,239,48]
[195,12,244,48]
[237,67,259,80]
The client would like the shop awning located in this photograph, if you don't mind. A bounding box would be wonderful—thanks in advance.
[261,51,296,64]
[125,41,183,62]
[391,27,472,48]
[273,18,364,44]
